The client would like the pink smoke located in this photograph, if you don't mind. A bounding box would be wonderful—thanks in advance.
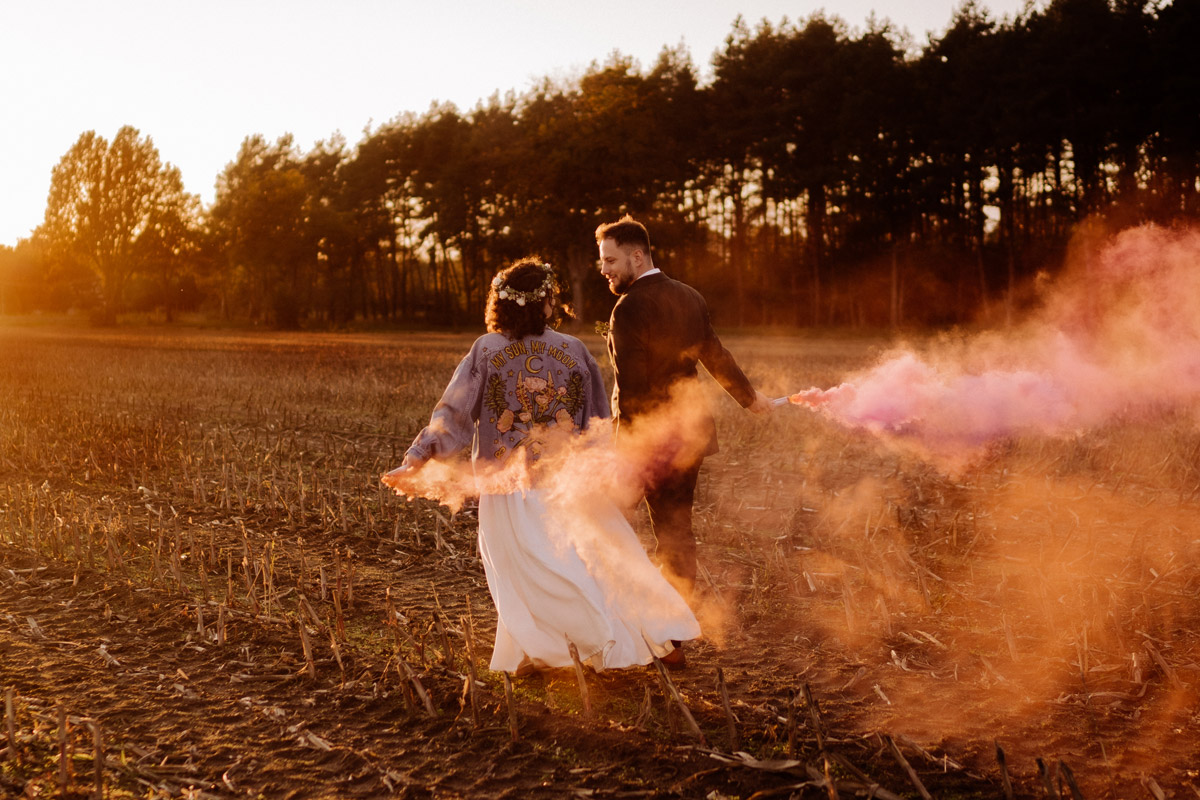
[791,225,1200,453]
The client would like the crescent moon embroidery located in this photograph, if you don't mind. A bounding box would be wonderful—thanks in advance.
[525,355,543,374]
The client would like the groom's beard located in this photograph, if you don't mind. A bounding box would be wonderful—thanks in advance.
[608,274,634,295]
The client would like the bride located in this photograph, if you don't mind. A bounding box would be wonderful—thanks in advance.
[384,258,698,675]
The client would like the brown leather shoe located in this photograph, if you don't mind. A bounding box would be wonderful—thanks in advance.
[513,657,539,679]
[659,646,686,671]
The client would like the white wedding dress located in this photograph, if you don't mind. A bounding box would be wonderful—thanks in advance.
[478,487,700,672]
[398,329,698,672]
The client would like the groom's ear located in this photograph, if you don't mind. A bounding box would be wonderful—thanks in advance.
[630,248,646,269]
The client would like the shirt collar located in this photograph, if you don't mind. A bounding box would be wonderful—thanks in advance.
[634,267,661,283]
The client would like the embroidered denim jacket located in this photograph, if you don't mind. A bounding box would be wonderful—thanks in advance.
[406,331,610,466]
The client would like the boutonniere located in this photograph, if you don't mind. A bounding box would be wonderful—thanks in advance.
[594,321,611,338]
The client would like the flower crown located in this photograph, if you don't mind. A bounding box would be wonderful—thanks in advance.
[492,264,555,307]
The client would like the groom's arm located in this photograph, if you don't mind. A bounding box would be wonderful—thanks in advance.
[688,290,758,410]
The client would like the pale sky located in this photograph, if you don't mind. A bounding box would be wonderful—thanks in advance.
[0,0,1034,248]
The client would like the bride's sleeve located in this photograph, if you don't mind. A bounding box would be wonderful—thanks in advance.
[404,340,487,463]
[580,346,611,426]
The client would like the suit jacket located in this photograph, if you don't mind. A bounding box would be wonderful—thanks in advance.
[606,271,756,458]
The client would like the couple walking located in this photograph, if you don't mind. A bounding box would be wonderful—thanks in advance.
[385,216,770,676]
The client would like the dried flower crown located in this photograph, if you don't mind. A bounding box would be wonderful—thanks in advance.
[492,264,554,307]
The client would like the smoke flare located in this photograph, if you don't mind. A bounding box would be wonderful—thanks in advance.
[790,224,1200,458]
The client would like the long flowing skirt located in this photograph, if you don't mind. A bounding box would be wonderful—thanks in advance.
[478,488,700,672]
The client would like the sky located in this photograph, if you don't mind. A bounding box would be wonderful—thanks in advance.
[0,0,1035,248]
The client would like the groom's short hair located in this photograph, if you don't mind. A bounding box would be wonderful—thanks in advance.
[595,215,652,259]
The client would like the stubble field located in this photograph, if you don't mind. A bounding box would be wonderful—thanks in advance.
[2,323,1199,799]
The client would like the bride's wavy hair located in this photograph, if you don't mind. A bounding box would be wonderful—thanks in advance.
[485,257,571,339]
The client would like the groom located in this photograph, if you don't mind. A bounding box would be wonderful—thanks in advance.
[596,215,771,605]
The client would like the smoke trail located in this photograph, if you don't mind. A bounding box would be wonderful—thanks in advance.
[382,380,728,625]
[383,377,720,513]
[790,225,1200,457]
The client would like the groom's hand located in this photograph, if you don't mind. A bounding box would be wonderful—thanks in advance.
[749,390,773,415]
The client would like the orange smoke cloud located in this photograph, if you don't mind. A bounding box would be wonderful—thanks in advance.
[383,377,720,512]
[382,379,728,619]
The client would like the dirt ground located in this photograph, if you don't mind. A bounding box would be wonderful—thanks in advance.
[2,326,1199,799]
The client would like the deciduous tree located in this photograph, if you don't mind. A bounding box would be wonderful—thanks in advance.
[40,126,199,322]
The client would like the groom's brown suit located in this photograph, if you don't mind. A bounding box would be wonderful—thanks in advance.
[606,271,758,593]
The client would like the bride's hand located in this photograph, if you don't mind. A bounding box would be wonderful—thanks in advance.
[382,457,425,488]
[384,464,414,479]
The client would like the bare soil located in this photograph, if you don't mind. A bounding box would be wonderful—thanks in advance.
[2,326,1198,799]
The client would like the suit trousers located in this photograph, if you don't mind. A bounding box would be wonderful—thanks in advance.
[644,459,703,598]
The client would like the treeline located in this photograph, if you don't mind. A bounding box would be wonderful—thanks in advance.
[2,0,1198,329]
